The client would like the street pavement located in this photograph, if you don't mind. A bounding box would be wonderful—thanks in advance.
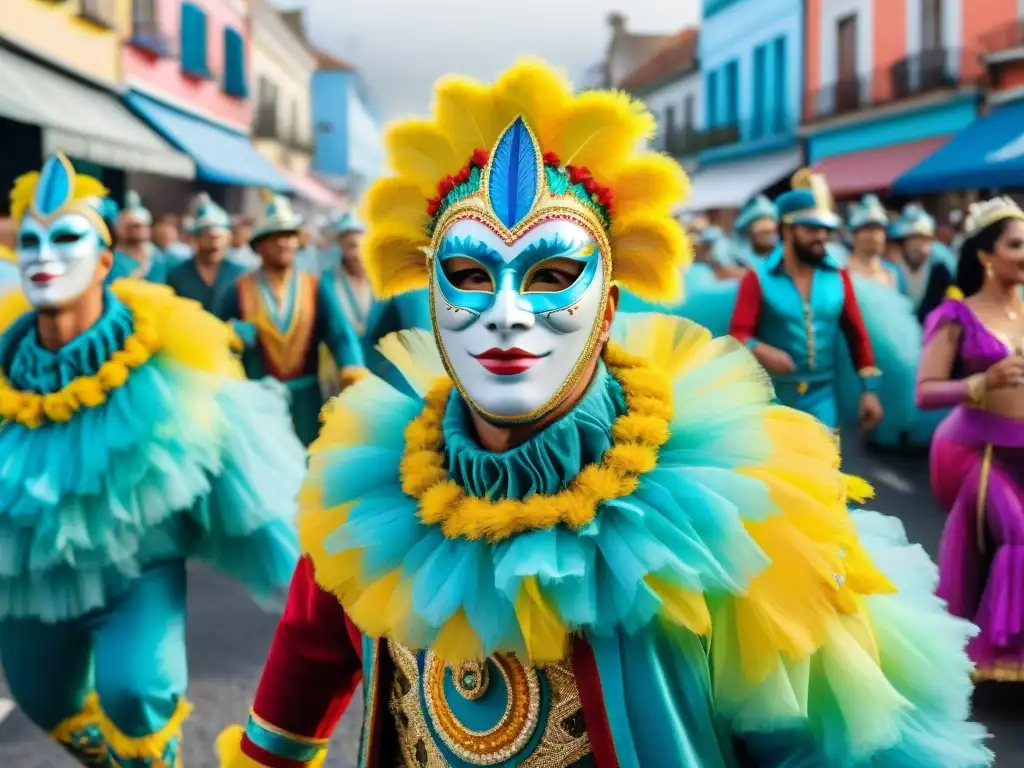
[0,438,1021,766]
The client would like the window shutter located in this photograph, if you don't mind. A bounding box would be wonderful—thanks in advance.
[181,3,209,77]
[223,28,248,97]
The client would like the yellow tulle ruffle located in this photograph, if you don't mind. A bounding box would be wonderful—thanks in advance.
[301,314,898,674]
[0,280,244,428]
[399,341,672,541]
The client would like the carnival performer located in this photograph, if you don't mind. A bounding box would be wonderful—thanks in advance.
[167,193,246,315]
[893,204,954,325]
[0,153,304,767]
[917,196,1024,683]
[219,191,366,445]
[317,211,373,399]
[216,59,988,768]
[728,170,884,431]
[106,190,169,283]
[725,194,778,268]
[833,195,928,449]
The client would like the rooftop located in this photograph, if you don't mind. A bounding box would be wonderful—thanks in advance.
[620,27,700,93]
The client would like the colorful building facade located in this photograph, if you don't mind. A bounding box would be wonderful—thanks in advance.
[121,0,290,212]
[688,0,805,212]
[311,52,383,198]
[0,0,128,86]
[801,0,1018,201]
[0,0,194,207]
[621,29,703,176]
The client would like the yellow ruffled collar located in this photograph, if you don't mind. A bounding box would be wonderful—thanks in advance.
[0,286,161,428]
[399,342,673,542]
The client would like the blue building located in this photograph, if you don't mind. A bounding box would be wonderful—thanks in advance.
[311,51,384,196]
[687,0,804,211]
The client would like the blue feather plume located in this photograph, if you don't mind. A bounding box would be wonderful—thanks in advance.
[487,117,539,230]
[35,155,73,217]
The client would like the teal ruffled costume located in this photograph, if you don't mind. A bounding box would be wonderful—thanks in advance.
[284,317,990,767]
[0,283,303,766]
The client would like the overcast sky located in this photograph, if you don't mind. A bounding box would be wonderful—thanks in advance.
[275,0,700,119]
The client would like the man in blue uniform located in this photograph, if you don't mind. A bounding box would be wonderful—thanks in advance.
[729,169,884,431]
[167,194,246,315]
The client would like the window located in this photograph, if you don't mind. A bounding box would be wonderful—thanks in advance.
[180,3,210,78]
[921,0,943,51]
[836,15,859,112]
[752,44,767,139]
[132,0,157,27]
[707,70,720,126]
[724,60,739,125]
[664,104,677,150]
[80,0,117,28]
[683,94,694,131]
[223,27,247,98]
[772,35,788,132]
[254,76,278,137]
[290,100,300,146]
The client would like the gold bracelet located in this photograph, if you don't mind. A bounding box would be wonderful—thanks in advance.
[966,373,987,407]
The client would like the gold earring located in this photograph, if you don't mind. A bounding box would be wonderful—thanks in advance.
[984,261,995,279]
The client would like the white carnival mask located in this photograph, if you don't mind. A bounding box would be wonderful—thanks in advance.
[432,216,608,423]
[15,154,110,310]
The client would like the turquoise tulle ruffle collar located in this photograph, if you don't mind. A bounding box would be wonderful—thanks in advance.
[442,362,625,501]
[0,289,133,394]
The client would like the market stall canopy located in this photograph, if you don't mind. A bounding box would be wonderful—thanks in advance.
[125,91,292,192]
[684,148,801,211]
[0,47,194,179]
[894,100,1024,193]
[812,136,951,197]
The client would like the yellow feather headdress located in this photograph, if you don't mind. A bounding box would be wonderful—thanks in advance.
[9,152,111,245]
[361,58,692,302]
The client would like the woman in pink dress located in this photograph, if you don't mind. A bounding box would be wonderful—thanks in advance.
[916,196,1024,681]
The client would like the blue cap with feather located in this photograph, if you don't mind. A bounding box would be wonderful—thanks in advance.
[331,211,364,236]
[775,169,841,230]
[251,189,303,245]
[120,190,152,225]
[190,192,231,234]
[890,203,935,240]
[847,194,889,232]
[734,195,777,233]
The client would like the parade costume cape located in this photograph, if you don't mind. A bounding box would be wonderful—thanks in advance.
[0,279,303,622]
[269,312,990,767]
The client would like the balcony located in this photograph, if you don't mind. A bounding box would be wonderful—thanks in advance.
[804,48,968,124]
[663,126,737,156]
[979,20,1024,54]
[253,107,314,154]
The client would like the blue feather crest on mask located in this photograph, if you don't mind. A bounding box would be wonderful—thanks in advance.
[486,117,540,230]
[34,154,74,217]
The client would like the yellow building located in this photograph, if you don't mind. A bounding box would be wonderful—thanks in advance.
[0,0,130,86]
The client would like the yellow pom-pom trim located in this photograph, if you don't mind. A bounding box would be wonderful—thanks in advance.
[0,289,162,428]
[398,341,672,541]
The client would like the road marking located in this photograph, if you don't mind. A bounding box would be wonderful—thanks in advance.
[870,467,915,494]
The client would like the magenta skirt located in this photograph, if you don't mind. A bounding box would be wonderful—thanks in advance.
[932,406,1024,681]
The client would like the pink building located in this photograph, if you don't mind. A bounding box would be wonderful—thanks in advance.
[122,0,290,212]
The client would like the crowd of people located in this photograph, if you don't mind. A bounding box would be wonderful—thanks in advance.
[0,57,1019,768]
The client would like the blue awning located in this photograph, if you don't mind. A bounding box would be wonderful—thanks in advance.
[893,100,1024,193]
[124,91,291,191]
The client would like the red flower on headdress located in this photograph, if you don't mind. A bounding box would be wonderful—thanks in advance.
[471,148,489,168]
[566,165,589,185]
[542,151,561,167]
[426,196,442,217]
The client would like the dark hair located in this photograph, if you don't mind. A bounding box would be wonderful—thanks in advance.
[957,217,1012,297]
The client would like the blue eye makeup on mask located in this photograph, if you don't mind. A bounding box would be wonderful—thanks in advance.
[435,231,599,315]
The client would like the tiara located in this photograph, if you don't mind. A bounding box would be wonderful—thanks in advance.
[965,196,1024,236]
[361,59,692,303]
